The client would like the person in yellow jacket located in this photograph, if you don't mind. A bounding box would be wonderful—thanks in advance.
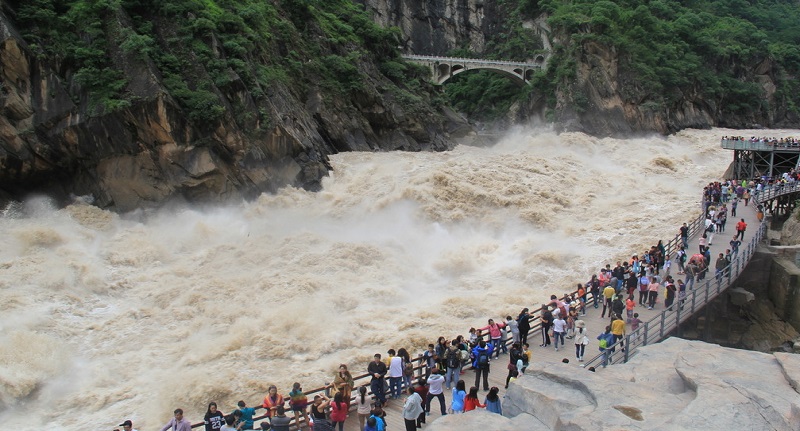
[601,284,616,318]
[610,314,626,351]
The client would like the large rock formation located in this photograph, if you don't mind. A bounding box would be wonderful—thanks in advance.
[426,338,800,431]
[0,3,464,211]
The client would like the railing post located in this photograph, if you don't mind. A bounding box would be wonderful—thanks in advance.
[659,312,665,339]
[643,321,649,346]
[676,300,682,337]
[691,288,697,313]
[624,334,631,363]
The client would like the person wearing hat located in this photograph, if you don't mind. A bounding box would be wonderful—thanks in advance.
[117,420,138,431]
[573,320,589,362]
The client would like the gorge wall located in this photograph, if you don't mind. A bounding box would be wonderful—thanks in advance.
[360,0,800,136]
[0,2,465,211]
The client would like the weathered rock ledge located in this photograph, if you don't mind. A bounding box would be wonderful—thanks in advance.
[427,338,800,431]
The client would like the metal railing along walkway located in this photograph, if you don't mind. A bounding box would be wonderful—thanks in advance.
[581,184,794,369]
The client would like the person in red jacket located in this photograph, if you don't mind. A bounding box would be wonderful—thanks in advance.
[736,219,747,240]
[463,386,486,412]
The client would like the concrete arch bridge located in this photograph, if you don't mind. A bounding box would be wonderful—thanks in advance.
[401,54,546,86]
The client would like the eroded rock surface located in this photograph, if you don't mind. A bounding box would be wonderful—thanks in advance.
[429,338,800,430]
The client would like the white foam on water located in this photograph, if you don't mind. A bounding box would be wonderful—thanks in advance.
[0,127,796,429]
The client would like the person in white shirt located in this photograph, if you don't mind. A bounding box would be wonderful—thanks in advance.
[387,348,404,400]
[552,315,567,351]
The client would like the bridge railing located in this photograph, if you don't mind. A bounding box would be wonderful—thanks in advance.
[756,181,800,205]
[401,54,541,68]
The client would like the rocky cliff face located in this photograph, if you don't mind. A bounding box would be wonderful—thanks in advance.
[0,4,462,211]
[358,0,497,55]
[426,338,800,431]
[360,1,800,136]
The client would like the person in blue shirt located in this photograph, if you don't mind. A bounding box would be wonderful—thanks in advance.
[484,387,502,414]
[236,400,256,430]
[471,340,493,391]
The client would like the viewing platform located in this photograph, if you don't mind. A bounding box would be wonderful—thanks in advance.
[721,138,800,179]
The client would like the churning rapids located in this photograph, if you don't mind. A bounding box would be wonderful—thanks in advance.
[1,127,796,430]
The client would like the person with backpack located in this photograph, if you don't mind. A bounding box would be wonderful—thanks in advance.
[597,326,615,368]
[676,248,687,275]
[471,339,493,391]
[444,343,461,390]
[505,342,524,389]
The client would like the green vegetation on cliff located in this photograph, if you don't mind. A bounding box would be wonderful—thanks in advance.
[443,0,800,124]
[9,0,430,125]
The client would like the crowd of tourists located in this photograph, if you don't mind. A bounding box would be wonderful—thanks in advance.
[117,176,768,431]
[721,136,800,147]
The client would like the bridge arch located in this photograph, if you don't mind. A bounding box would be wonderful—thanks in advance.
[402,55,545,86]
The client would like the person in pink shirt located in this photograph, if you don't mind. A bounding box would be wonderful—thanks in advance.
[479,319,506,358]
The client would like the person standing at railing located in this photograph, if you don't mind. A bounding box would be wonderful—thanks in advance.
[506,315,520,344]
[517,308,532,346]
[262,386,285,422]
[368,354,388,406]
[539,306,553,347]
[743,189,751,206]
[715,253,729,281]
[288,382,310,429]
[388,349,404,400]
[479,319,506,359]
[664,277,677,311]
[730,236,741,258]
[235,400,256,430]
[159,408,192,431]
[204,402,225,431]
[736,219,747,240]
